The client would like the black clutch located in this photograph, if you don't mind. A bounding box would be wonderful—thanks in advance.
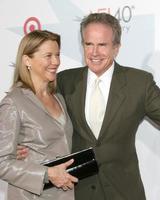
[43,147,99,190]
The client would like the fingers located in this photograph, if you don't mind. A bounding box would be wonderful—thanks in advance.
[68,174,78,184]
[47,164,78,190]
[63,159,74,168]
[64,173,78,185]
[60,159,78,186]
[63,174,77,190]
[61,174,74,191]
[16,145,29,160]
[58,173,78,190]
[62,182,74,191]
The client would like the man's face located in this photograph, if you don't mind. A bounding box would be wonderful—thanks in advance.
[82,23,120,76]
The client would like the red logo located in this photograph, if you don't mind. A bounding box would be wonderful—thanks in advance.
[23,17,41,35]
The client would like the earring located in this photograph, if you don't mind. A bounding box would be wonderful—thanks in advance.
[27,65,31,70]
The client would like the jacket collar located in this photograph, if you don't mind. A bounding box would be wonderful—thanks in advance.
[71,63,127,141]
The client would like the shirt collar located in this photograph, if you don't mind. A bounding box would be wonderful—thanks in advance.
[87,62,115,87]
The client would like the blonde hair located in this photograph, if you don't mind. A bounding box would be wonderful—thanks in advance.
[12,30,61,94]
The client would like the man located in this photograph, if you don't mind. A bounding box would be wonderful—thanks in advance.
[57,13,160,200]
[17,13,160,199]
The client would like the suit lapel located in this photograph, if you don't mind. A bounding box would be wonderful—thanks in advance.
[99,63,126,140]
[69,67,96,141]
[68,64,126,141]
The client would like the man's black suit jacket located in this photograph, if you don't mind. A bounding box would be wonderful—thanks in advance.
[57,62,160,200]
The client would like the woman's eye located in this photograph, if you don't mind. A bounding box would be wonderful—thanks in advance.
[46,54,51,58]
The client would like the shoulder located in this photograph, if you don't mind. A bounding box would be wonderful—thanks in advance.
[116,63,153,80]
[118,62,151,74]
[114,64,158,95]
[58,67,86,79]
[1,87,20,102]
[0,88,23,116]
[6,87,24,101]
[57,67,87,91]
[0,87,27,109]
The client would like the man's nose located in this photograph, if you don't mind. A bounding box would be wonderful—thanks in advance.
[92,46,98,55]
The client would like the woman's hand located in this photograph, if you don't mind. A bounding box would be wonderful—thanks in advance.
[16,146,78,190]
[16,145,29,160]
[48,159,78,190]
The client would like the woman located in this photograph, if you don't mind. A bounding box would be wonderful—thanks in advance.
[0,30,78,200]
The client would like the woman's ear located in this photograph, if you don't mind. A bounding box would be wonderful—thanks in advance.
[22,55,31,67]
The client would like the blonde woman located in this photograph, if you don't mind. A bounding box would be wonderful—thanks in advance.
[0,30,78,200]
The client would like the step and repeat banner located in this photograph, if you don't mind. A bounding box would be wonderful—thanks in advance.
[0,0,160,199]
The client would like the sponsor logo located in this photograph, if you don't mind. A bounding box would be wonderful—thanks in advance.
[23,17,41,34]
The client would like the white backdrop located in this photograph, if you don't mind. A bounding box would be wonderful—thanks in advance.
[0,0,160,199]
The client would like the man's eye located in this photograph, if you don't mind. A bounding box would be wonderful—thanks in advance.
[85,43,92,47]
[99,43,107,47]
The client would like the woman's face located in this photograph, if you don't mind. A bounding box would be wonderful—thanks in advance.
[25,40,60,84]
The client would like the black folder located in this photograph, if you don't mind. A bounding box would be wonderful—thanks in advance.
[43,147,99,190]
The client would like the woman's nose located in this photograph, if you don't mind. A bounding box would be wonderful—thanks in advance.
[51,56,60,65]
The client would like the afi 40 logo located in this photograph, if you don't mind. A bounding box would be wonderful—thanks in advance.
[97,5,135,23]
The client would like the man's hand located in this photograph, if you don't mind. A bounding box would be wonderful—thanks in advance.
[16,145,29,160]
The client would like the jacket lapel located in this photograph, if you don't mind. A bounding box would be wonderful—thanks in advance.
[99,63,126,140]
[69,67,96,141]
[68,64,126,141]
